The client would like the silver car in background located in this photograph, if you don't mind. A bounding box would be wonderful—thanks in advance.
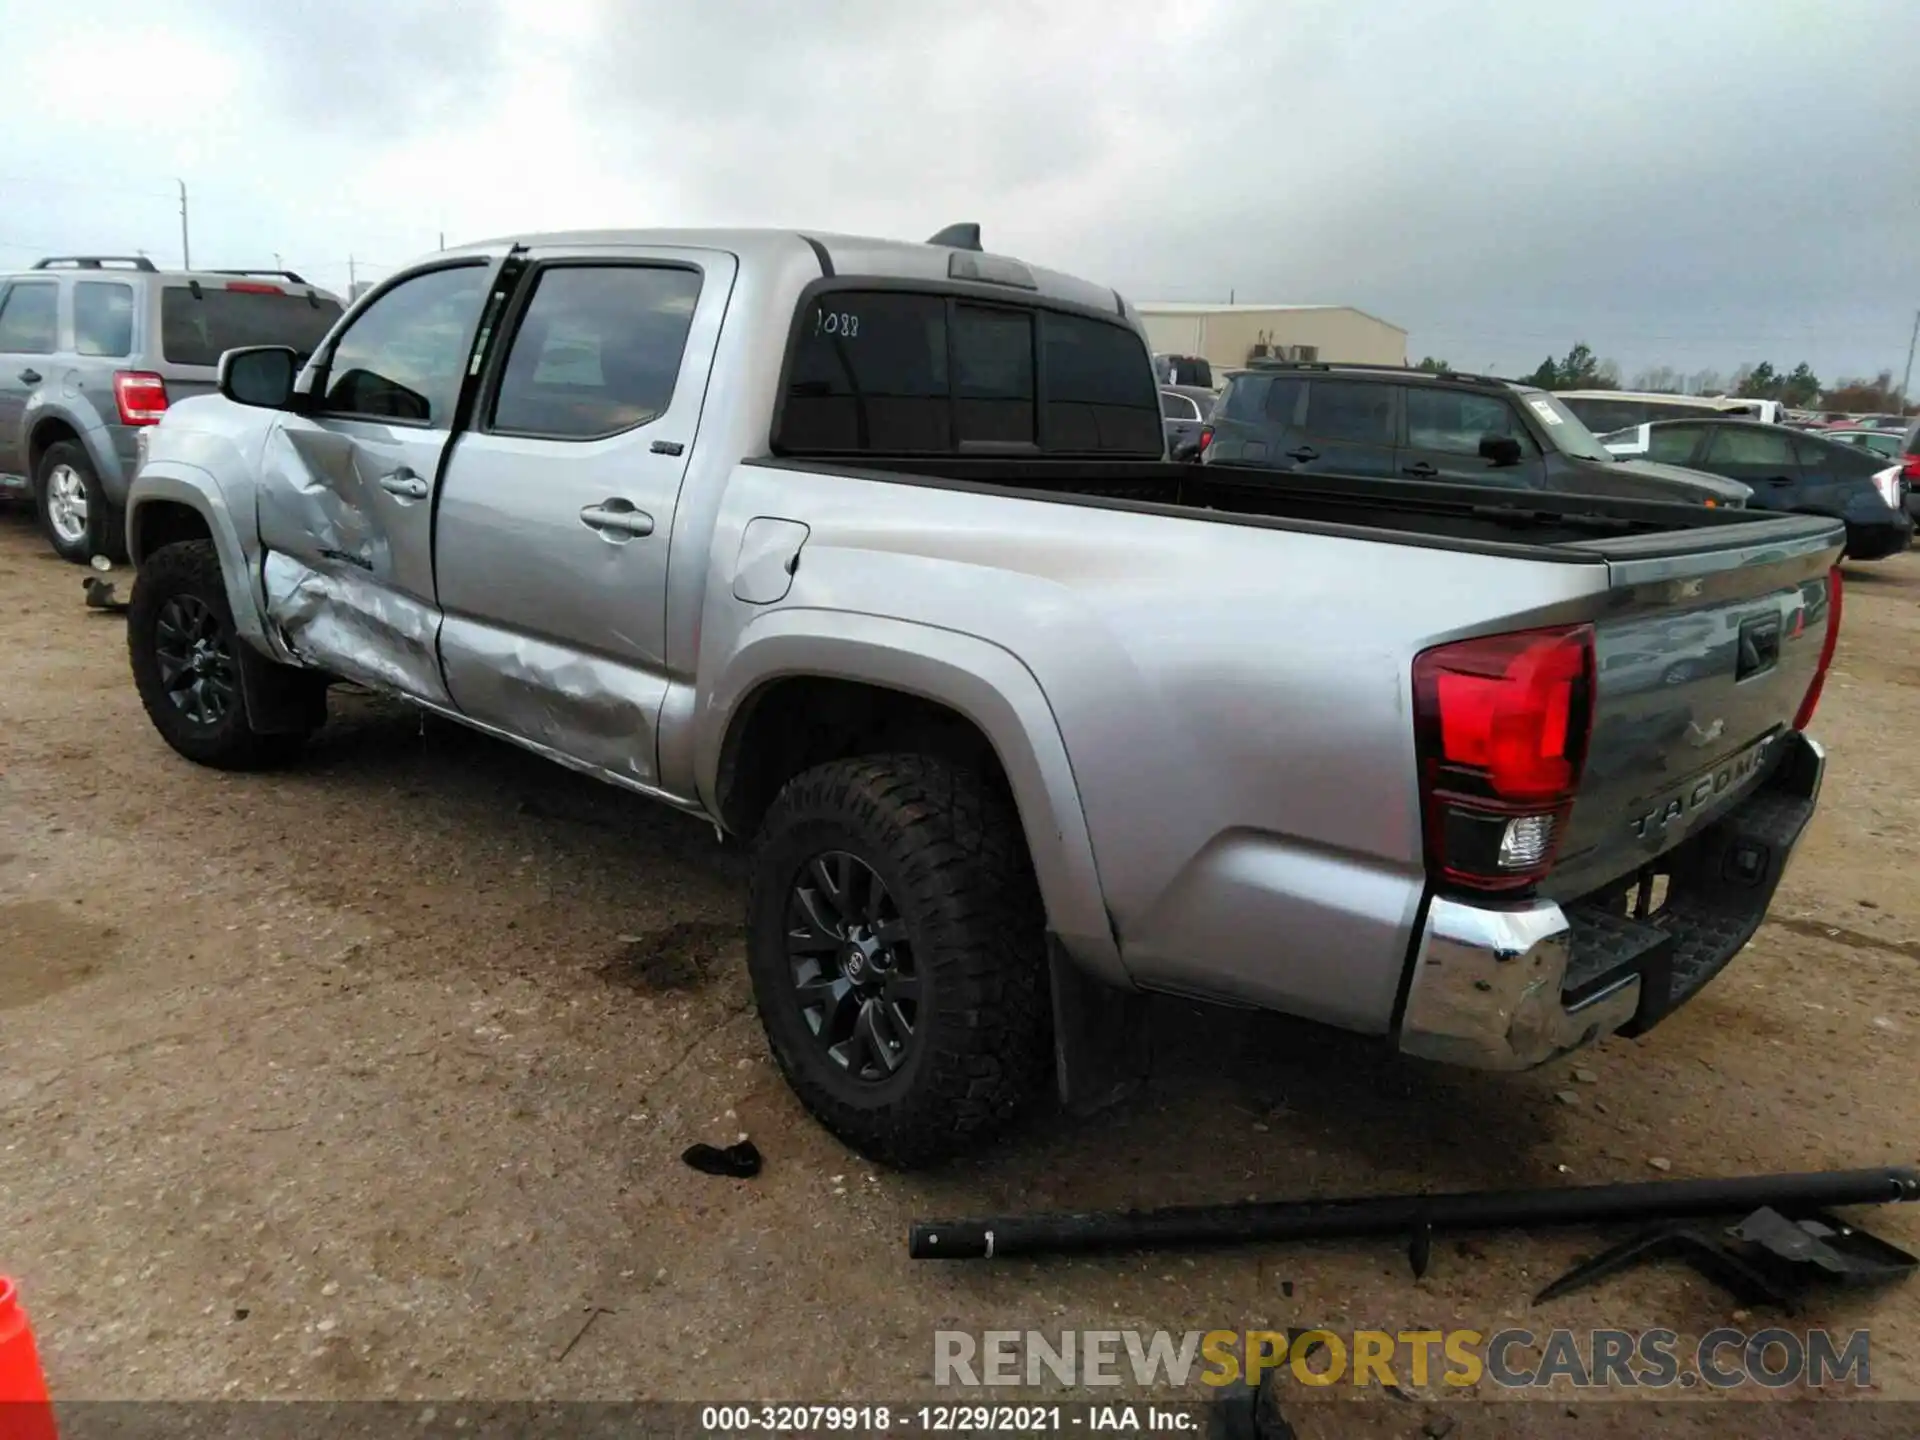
[0,255,342,562]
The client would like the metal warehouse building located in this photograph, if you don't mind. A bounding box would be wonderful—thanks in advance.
[1136,303,1408,374]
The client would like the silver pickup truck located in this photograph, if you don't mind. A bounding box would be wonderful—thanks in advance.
[122,225,1845,1167]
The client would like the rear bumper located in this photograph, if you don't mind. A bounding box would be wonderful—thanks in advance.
[1845,514,1913,561]
[1398,731,1824,1070]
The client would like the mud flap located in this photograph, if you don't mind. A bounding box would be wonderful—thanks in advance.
[236,642,329,735]
[1049,938,1151,1115]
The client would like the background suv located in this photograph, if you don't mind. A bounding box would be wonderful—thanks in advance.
[1200,362,1750,507]
[0,256,343,562]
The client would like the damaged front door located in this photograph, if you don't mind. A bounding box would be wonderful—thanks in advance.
[256,260,497,702]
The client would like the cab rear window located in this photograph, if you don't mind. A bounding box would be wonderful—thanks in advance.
[161,285,344,367]
[775,290,1160,456]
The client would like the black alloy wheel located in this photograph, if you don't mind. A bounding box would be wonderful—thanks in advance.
[152,593,239,728]
[786,850,922,1081]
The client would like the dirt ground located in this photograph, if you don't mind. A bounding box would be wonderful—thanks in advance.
[3,509,1918,1431]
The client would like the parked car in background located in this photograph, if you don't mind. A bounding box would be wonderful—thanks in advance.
[1159,384,1213,458]
[1555,390,1779,433]
[0,255,344,562]
[1847,414,1912,432]
[122,224,1841,1165]
[1202,362,1750,505]
[1602,418,1912,559]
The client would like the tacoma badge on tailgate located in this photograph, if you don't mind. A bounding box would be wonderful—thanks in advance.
[1630,734,1775,840]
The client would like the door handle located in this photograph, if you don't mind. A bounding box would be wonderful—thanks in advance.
[379,468,429,500]
[1766,475,1795,486]
[580,500,655,539]
[18,369,41,384]
[1402,461,1439,478]
[1285,445,1319,462]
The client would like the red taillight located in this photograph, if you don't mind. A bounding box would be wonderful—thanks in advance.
[1901,454,1920,483]
[1792,566,1843,732]
[1198,426,1213,453]
[1413,625,1595,892]
[225,281,283,294]
[112,371,169,426]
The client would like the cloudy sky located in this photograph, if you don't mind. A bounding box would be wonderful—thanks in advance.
[2,0,1915,386]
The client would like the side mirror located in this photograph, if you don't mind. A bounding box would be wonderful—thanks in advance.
[218,345,299,409]
[1479,434,1524,467]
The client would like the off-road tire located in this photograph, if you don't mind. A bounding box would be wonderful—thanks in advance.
[35,439,128,565]
[128,540,309,770]
[747,754,1052,1168]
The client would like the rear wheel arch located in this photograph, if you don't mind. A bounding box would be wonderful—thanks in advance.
[26,416,82,477]
[702,619,1121,983]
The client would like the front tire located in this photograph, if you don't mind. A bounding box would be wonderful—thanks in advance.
[746,754,1052,1168]
[128,540,310,770]
[35,440,127,564]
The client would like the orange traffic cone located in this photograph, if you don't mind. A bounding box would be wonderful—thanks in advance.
[0,1278,57,1440]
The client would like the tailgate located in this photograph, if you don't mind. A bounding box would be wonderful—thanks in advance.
[1545,513,1843,899]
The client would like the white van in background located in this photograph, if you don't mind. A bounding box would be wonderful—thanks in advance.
[1555,390,1782,433]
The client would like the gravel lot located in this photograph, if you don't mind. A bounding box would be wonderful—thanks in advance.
[3,509,1918,1429]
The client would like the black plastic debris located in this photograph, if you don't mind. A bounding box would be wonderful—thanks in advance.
[82,576,127,612]
[1533,1223,1794,1309]
[1733,1206,1919,1285]
[682,1140,762,1178]
[1533,1205,1917,1310]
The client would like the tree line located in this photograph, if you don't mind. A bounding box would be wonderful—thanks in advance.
[1413,346,1913,414]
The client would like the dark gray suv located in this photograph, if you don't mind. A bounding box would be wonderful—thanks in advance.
[1200,362,1751,507]
[0,256,343,562]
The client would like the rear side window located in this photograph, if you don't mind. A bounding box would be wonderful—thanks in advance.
[0,283,58,353]
[1261,377,1304,424]
[1793,433,1881,477]
[1705,427,1795,467]
[1301,380,1393,444]
[1217,375,1266,422]
[74,281,133,357]
[490,265,702,440]
[1644,423,1706,464]
[775,291,1159,456]
[1404,388,1533,456]
[162,285,344,366]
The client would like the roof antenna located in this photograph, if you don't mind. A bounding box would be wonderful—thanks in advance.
[926,223,982,252]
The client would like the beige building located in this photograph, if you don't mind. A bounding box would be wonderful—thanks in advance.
[1136,303,1407,375]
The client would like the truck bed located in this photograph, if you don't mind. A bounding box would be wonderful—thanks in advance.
[759,455,1842,558]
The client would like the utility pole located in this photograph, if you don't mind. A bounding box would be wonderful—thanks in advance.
[177,179,191,270]
[1902,308,1919,412]
[348,255,357,292]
